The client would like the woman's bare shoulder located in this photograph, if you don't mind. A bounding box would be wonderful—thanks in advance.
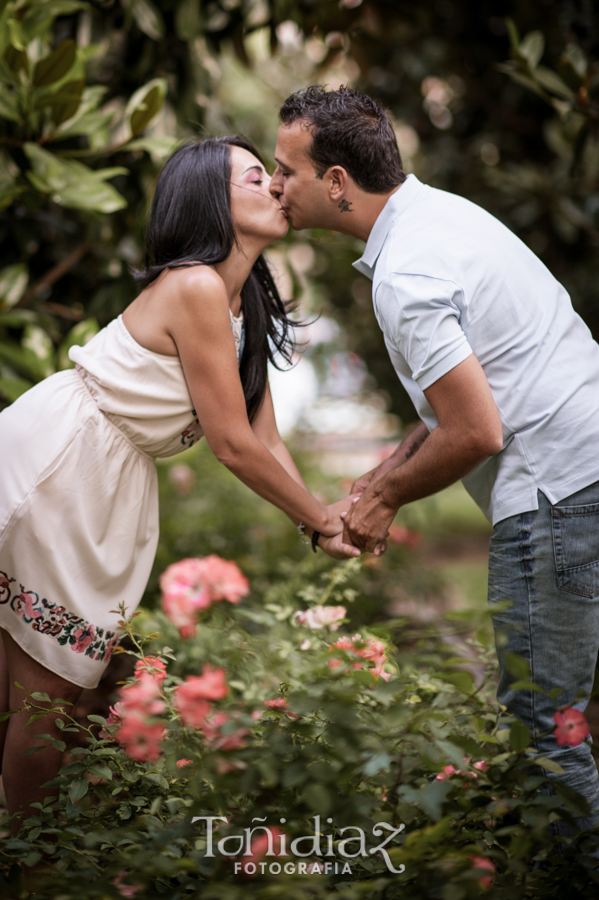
[123,265,228,355]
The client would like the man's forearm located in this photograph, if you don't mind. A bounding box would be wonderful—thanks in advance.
[343,424,497,551]
[379,422,429,480]
[376,423,492,509]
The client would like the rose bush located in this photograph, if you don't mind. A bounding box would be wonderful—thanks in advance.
[1,554,598,899]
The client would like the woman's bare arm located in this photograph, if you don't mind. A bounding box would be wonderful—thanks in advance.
[166,268,351,536]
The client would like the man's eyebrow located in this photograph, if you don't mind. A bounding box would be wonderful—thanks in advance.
[241,164,265,175]
[274,157,291,170]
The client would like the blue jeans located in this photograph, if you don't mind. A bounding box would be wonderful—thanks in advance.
[488,483,599,837]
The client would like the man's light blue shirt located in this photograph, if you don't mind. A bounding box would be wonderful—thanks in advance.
[353,173,599,525]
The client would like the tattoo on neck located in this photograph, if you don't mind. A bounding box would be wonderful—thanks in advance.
[338,199,353,213]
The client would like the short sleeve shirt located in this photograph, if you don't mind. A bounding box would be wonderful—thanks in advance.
[353,174,599,525]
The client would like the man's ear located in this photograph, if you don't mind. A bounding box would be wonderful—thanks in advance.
[326,165,350,201]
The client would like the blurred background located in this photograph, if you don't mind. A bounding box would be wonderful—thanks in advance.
[1,0,599,633]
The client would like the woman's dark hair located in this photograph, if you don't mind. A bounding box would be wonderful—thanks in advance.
[134,136,295,422]
[279,85,406,194]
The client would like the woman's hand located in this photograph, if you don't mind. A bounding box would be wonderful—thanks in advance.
[322,494,361,537]
[318,532,362,559]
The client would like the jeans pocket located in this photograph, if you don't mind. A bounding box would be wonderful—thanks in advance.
[552,502,599,599]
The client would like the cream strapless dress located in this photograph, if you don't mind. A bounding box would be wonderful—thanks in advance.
[0,310,244,688]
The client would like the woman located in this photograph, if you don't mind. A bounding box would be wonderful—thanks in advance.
[0,136,360,828]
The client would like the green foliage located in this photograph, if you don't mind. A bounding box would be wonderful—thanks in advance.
[2,568,598,898]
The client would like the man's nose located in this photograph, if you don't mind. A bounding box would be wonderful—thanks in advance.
[270,167,283,198]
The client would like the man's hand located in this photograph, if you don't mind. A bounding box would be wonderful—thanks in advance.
[350,467,376,495]
[318,532,362,559]
[341,490,397,553]
[322,494,362,536]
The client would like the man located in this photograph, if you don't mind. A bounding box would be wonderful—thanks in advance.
[270,84,599,837]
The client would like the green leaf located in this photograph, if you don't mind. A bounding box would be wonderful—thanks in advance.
[124,135,177,158]
[533,66,576,100]
[127,78,168,137]
[86,714,108,727]
[21,325,55,378]
[534,756,565,775]
[21,2,90,42]
[30,691,52,703]
[0,88,22,123]
[505,18,520,53]
[144,772,169,790]
[0,263,28,309]
[124,0,165,40]
[363,752,391,776]
[8,17,26,51]
[519,31,545,70]
[509,721,531,752]
[4,44,27,74]
[23,143,128,213]
[504,652,530,680]
[47,79,85,126]
[509,679,548,694]
[88,764,113,780]
[0,338,46,381]
[174,0,203,40]
[68,778,89,802]
[562,44,587,80]
[302,782,332,815]
[33,39,76,87]
[438,670,474,694]
[399,780,453,822]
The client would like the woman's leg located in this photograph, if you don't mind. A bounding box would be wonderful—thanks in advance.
[0,629,84,833]
[0,631,10,770]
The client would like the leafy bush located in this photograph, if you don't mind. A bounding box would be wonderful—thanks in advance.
[2,554,598,900]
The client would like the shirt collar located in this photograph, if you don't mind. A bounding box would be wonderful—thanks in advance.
[352,174,424,280]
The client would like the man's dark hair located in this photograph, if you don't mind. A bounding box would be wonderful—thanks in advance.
[279,85,406,194]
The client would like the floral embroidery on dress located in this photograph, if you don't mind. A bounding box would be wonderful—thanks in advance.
[180,409,202,449]
[0,570,120,663]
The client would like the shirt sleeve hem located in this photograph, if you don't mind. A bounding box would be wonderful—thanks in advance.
[414,343,473,391]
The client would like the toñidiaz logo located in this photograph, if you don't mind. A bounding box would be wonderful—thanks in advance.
[192,815,406,876]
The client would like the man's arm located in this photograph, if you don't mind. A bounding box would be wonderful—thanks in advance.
[351,421,430,494]
[342,354,503,551]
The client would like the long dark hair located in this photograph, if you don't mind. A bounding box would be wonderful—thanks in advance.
[134,136,296,422]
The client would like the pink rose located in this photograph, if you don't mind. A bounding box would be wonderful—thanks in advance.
[329,634,391,681]
[116,712,166,762]
[553,707,589,747]
[293,605,347,631]
[198,555,250,604]
[387,524,421,549]
[469,856,496,889]
[176,758,193,768]
[173,666,228,729]
[436,765,458,781]
[264,697,299,719]
[160,556,249,638]
[473,760,489,772]
[119,672,166,717]
[160,558,212,638]
[169,464,195,495]
[201,710,248,750]
[134,657,167,685]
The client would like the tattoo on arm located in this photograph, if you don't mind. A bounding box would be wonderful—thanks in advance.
[405,433,427,460]
[338,199,353,213]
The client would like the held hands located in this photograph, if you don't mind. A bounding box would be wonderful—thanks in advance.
[318,532,362,560]
[318,493,389,560]
[341,490,397,554]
